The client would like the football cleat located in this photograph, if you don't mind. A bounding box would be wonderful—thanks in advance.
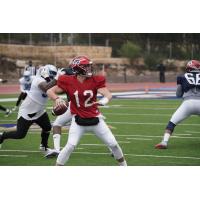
[39,144,50,151]
[5,109,12,117]
[155,141,168,149]
[45,149,60,158]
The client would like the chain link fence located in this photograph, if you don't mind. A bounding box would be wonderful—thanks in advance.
[0,33,200,60]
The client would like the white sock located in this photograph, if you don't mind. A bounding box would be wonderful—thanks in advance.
[163,132,171,143]
[53,134,61,151]
[119,160,127,166]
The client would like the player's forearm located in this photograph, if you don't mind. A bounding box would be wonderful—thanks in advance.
[103,92,112,101]
[39,79,57,92]
[97,87,112,105]
[47,85,64,101]
[98,87,112,100]
[47,88,59,101]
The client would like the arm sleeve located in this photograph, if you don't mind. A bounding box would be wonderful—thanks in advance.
[176,84,183,97]
[177,76,182,85]
[96,76,106,89]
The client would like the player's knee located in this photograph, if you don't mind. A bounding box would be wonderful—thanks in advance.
[16,131,26,139]
[43,124,52,132]
[53,125,61,134]
[166,121,176,133]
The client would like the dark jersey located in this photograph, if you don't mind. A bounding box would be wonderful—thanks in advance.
[177,72,200,98]
[177,72,200,92]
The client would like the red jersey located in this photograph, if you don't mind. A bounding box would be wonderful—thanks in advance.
[57,75,106,118]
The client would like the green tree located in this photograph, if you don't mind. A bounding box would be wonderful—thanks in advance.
[119,41,141,63]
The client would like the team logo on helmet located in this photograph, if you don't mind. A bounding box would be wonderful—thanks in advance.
[72,59,81,65]
[69,56,93,77]
[186,60,200,72]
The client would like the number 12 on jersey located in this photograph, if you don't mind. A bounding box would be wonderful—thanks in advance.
[185,73,200,85]
[74,90,94,107]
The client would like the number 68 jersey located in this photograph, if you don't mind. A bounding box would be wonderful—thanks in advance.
[177,72,200,99]
[57,75,106,118]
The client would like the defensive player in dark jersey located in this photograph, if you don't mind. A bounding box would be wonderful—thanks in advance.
[155,60,200,149]
[47,56,127,166]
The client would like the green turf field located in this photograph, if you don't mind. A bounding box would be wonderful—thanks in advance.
[1,94,200,166]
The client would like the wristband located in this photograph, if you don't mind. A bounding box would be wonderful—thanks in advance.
[98,97,109,106]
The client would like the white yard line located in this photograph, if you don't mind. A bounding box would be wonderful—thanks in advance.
[102,107,177,110]
[79,133,200,139]
[103,113,172,116]
[80,144,108,146]
[0,154,27,157]
[126,134,200,139]
[185,130,200,134]
[125,154,200,160]
[0,149,43,153]
[107,121,200,126]
[126,138,153,141]
[80,141,130,146]
[73,151,200,160]
[1,149,200,161]
[0,147,84,153]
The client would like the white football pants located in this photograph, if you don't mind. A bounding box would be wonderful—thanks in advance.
[170,99,200,125]
[56,116,122,165]
[53,102,72,127]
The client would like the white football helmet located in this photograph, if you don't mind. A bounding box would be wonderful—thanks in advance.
[41,64,57,80]
[23,70,31,81]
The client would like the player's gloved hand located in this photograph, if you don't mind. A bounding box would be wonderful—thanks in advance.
[54,68,66,80]
[55,97,66,107]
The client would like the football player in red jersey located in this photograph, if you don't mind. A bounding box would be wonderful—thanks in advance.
[47,56,127,166]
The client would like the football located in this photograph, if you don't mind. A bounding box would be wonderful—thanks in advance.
[52,102,68,116]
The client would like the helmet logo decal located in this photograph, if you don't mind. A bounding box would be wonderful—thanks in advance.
[72,59,80,65]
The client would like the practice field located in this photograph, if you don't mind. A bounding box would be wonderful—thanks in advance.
[1,94,200,166]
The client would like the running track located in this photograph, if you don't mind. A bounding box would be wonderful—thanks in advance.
[0,82,176,94]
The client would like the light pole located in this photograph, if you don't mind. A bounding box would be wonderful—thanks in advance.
[59,33,62,44]
[88,33,91,46]
[29,33,32,45]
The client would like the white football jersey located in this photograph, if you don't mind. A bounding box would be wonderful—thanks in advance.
[19,76,35,93]
[18,75,48,120]
[27,75,48,106]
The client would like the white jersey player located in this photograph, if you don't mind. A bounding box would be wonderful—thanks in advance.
[155,60,200,149]
[12,71,35,111]
[0,64,58,151]
[19,71,34,93]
